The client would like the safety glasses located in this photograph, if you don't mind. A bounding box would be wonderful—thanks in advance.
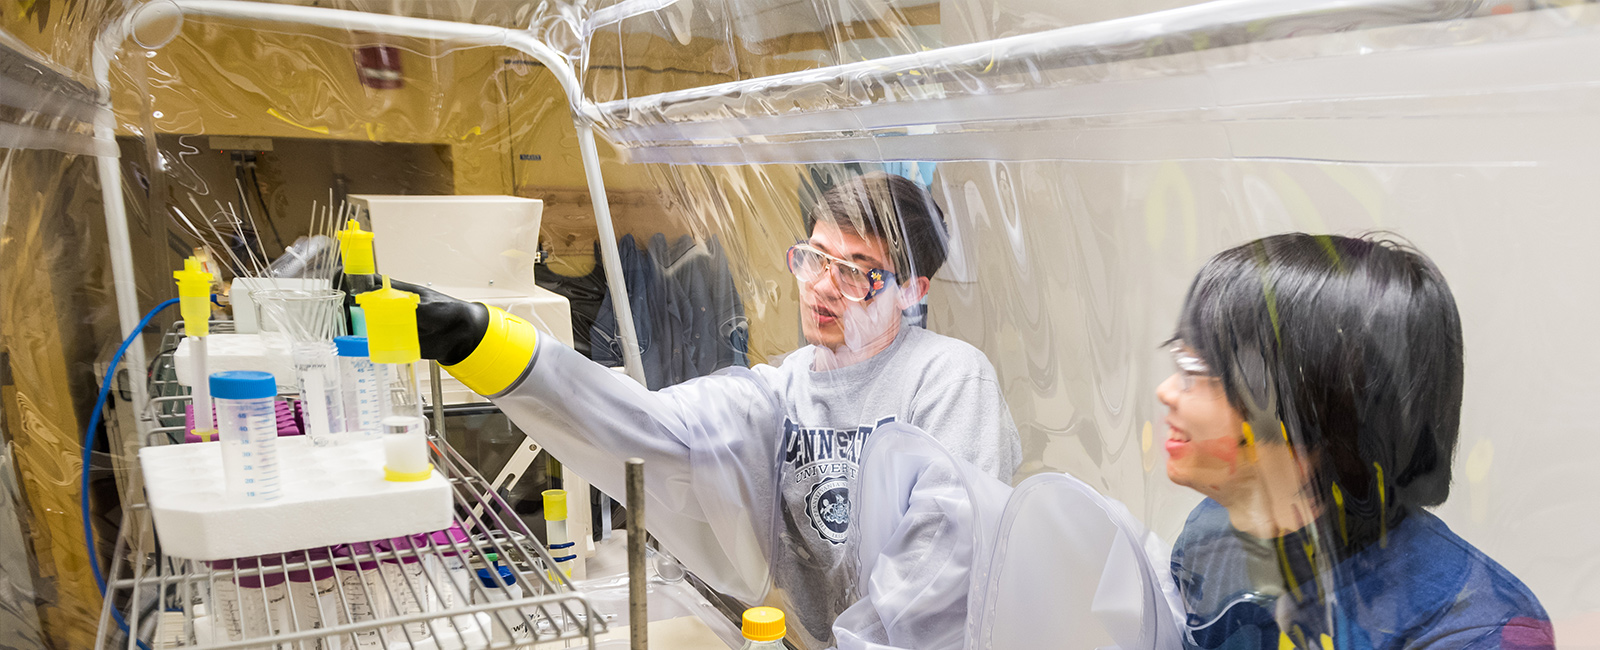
[787,244,894,302]
[1170,341,1214,391]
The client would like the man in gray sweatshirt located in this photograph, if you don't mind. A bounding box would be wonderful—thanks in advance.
[401,172,1021,649]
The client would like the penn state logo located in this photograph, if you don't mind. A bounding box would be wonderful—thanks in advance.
[806,478,851,545]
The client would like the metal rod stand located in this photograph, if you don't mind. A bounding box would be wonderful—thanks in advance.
[625,458,647,650]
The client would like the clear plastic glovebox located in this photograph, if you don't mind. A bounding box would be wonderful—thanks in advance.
[1,0,1595,647]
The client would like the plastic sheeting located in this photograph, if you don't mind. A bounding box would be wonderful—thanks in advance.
[0,443,46,649]
[970,472,1181,650]
[3,0,1597,646]
[570,1,1597,646]
[834,423,1012,650]
[0,147,120,646]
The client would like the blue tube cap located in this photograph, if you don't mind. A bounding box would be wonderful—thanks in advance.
[334,335,369,358]
[210,371,276,400]
[476,565,517,589]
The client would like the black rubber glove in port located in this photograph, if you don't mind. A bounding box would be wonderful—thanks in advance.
[385,280,489,366]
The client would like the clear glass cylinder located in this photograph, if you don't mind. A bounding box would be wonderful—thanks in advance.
[253,288,347,447]
[377,361,423,422]
[215,395,282,502]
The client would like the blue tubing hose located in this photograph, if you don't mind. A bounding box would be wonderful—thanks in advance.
[84,297,180,650]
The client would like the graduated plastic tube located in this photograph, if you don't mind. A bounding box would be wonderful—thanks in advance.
[335,335,382,439]
[291,339,345,447]
[211,371,282,502]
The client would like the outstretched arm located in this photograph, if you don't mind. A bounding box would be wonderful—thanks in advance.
[398,280,781,602]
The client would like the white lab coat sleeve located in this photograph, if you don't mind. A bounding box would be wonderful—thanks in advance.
[487,338,783,603]
[830,424,1013,650]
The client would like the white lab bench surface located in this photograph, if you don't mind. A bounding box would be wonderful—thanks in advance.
[570,530,745,649]
[563,574,743,649]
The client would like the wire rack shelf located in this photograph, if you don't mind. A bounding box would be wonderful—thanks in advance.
[99,338,604,649]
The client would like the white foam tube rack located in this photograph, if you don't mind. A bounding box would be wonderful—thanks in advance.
[95,434,605,650]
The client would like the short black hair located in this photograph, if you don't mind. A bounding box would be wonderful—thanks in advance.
[1177,233,1463,547]
[806,171,949,282]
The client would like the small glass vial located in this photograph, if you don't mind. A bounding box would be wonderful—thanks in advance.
[740,607,786,649]
[210,371,282,502]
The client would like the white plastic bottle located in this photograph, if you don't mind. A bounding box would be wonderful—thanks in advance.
[211,371,283,503]
[740,607,786,650]
[473,555,529,644]
[423,525,475,615]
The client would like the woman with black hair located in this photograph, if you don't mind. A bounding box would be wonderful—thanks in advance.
[1158,234,1553,650]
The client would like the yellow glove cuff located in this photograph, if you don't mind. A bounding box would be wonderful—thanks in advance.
[442,305,538,396]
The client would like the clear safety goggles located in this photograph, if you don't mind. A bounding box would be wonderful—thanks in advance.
[1170,342,1214,392]
[787,243,894,302]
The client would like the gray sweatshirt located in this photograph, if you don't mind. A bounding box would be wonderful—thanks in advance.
[487,324,1021,647]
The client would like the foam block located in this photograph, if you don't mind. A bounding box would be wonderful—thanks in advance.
[173,333,297,387]
[141,437,453,561]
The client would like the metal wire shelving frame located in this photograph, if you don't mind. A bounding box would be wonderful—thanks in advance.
[98,320,605,650]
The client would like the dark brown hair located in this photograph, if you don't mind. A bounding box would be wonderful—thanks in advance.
[806,171,949,282]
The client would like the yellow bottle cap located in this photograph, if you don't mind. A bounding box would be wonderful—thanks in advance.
[173,257,213,336]
[741,607,785,642]
[337,219,376,275]
[542,489,567,521]
[354,276,420,364]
